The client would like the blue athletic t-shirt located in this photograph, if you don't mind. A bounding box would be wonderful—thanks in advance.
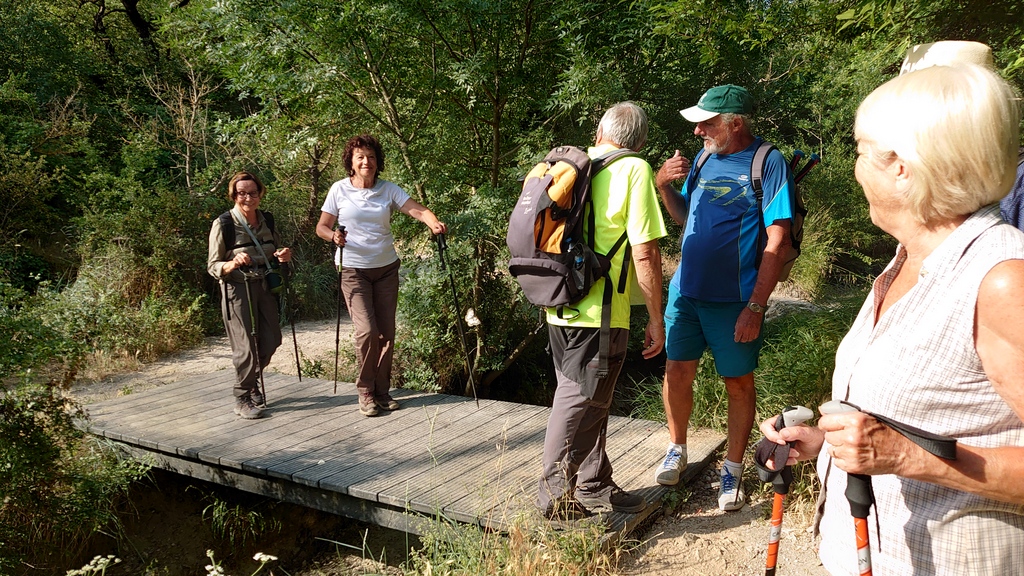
[670,138,794,302]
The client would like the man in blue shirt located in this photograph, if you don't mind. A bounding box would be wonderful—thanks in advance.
[653,85,794,511]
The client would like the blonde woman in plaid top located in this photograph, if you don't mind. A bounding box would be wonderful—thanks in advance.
[759,64,1024,574]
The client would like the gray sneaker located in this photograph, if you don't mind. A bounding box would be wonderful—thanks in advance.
[717,468,746,511]
[576,485,646,513]
[233,394,264,419]
[655,448,687,486]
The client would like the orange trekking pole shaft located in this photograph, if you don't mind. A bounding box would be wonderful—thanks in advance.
[765,491,785,575]
[849,474,874,576]
[754,405,813,576]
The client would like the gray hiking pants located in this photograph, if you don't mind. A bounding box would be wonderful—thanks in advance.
[537,325,628,512]
[221,278,282,398]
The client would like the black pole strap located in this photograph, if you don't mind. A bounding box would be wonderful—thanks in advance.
[827,400,958,461]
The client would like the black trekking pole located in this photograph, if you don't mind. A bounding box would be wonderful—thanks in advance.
[754,405,814,576]
[333,225,346,395]
[241,266,267,406]
[818,400,958,576]
[434,233,479,408]
[819,400,874,576]
[281,261,301,382]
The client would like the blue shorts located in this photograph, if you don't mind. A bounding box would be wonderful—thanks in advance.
[664,284,763,377]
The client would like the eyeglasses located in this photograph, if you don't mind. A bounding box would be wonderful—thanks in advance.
[237,191,261,198]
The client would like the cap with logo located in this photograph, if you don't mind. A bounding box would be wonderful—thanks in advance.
[680,84,755,123]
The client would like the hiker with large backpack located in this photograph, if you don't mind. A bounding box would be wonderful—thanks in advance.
[519,102,668,521]
[207,171,293,420]
[652,85,796,513]
[314,134,446,417]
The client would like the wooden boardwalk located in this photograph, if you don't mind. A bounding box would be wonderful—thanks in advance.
[84,372,723,537]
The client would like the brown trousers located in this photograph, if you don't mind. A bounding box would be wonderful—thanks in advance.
[341,259,400,399]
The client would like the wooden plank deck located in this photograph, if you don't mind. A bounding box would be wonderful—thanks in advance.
[83,371,724,538]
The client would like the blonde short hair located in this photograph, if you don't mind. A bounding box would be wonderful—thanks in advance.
[854,64,1020,224]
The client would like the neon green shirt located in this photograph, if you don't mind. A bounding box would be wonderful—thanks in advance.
[546,144,667,329]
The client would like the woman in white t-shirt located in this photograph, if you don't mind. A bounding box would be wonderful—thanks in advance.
[315,134,446,417]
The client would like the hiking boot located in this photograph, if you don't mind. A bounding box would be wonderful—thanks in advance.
[233,394,264,420]
[250,387,266,408]
[717,468,746,511]
[655,448,687,486]
[375,394,400,411]
[576,485,646,513]
[542,498,591,522]
[359,395,379,417]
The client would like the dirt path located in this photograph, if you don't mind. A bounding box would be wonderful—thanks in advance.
[74,318,827,576]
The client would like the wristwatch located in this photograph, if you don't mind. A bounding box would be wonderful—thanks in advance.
[747,301,768,314]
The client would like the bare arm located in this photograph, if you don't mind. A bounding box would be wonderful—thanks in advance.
[632,239,664,359]
[822,259,1024,504]
[315,211,347,246]
[735,220,791,342]
[655,150,691,225]
[399,199,447,235]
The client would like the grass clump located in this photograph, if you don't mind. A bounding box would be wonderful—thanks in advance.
[201,493,283,549]
[407,512,625,576]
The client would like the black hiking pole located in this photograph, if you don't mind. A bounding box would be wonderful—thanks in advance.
[241,266,267,406]
[333,225,346,395]
[754,405,814,576]
[434,233,479,408]
[819,400,874,576]
[281,261,301,382]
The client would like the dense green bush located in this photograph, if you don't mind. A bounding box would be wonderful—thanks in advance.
[0,384,150,572]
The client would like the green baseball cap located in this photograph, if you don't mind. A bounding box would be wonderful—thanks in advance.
[680,84,755,122]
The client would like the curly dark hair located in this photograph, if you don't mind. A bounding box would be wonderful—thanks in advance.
[343,134,385,180]
[227,171,266,201]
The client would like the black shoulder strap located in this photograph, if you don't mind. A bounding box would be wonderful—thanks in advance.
[218,212,235,250]
[263,210,276,235]
[591,148,639,174]
[750,142,776,270]
[585,148,638,252]
[685,149,709,195]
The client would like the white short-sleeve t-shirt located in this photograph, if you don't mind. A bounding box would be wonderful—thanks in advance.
[321,178,411,269]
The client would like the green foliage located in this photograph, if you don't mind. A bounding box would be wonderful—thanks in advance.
[299,351,328,380]
[38,246,205,363]
[201,494,282,549]
[0,281,85,385]
[0,385,150,572]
